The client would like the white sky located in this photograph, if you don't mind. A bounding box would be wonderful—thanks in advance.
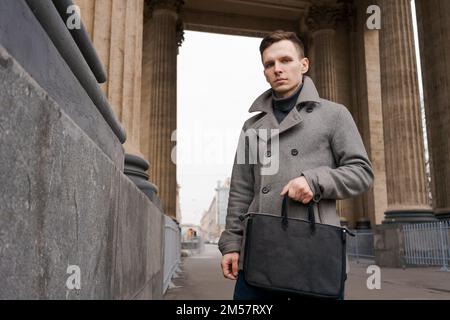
[177,31,268,225]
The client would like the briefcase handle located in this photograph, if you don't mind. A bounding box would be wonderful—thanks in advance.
[281,194,356,237]
[281,194,316,230]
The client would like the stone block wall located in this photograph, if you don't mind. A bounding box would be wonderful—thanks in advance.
[374,224,406,268]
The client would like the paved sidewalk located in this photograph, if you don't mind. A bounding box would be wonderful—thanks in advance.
[164,244,450,300]
[164,244,235,300]
[346,260,450,300]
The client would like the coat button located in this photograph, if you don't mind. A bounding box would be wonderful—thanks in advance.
[291,149,299,156]
[266,151,271,157]
[306,107,313,113]
[262,186,270,194]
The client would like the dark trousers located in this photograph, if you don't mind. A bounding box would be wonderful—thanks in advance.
[233,271,345,300]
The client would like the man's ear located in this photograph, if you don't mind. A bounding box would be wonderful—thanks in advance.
[263,69,270,83]
[300,57,310,74]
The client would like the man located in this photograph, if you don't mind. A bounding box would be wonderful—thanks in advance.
[218,30,374,300]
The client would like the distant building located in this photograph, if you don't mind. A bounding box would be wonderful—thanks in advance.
[200,179,230,243]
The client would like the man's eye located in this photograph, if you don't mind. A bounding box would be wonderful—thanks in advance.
[265,63,274,68]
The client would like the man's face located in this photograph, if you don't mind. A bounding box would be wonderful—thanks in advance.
[262,40,309,98]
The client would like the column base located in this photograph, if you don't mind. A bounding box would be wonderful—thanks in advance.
[124,153,163,210]
[382,209,437,224]
[434,208,450,220]
[374,223,407,268]
[355,217,371,230]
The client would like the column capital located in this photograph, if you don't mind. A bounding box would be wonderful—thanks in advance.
[306,4,352,33]
[176,19,185,49]
[144,0,184,48]
[145,0,184,16]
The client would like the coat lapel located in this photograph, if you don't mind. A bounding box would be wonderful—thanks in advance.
[252,113,279,142]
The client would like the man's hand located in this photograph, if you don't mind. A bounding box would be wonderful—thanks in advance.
[221,252,239,280]
[280,176,313,203]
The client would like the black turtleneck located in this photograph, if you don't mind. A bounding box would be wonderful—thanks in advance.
[272,83,303,124]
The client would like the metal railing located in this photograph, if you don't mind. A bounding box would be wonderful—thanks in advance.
[403,221,450,271]
[163,216,181,294]
[346,230,375,262]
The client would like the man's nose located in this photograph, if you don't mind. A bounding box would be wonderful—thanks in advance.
[274,61,283,74]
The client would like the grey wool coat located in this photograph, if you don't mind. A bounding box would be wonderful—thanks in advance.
[218,76,374,271]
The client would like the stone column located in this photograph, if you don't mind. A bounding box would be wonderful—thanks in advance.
[312,29,337,101]
[378,0,433,222]
[306,6,339,102]
[352,0,388,227]
[307,5,362,226]
[75,0,162,205]
[141,0,183,219]
[416,0,450,220]
[76,0,145,157]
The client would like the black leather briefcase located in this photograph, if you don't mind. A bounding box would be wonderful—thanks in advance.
[240,195,354,299]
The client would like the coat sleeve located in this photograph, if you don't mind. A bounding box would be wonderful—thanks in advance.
[218,128,255,255]
[301,106,374,200]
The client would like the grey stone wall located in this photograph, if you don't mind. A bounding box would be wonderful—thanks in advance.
[0,46,164,299]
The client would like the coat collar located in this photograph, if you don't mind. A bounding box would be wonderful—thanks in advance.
[248,76,321,113]
[247,76,321,141]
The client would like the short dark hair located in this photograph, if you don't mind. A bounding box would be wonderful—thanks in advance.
[259,30,305,59]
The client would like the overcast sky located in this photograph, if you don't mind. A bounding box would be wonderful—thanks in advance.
[177,31,268,225]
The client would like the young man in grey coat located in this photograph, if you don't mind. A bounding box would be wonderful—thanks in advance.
[218,30,374,300]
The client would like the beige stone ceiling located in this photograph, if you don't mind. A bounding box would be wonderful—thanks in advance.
[182,0,342,37]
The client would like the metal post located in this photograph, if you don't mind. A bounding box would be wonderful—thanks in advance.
[404,225,409,265]
[439,222,449,272]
